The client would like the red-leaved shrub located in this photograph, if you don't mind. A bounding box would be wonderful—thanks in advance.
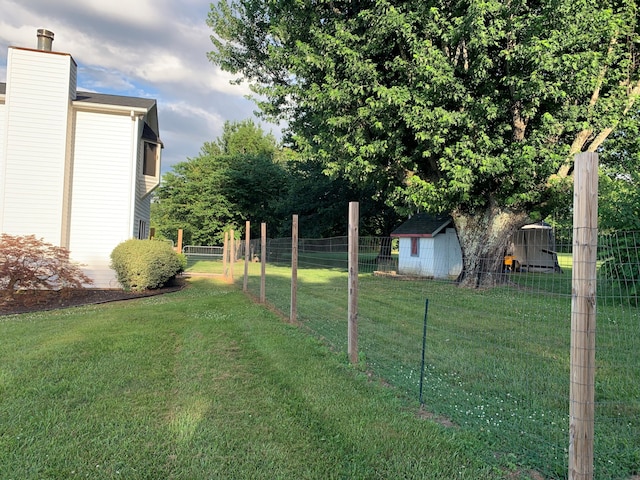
[0,234,93,298]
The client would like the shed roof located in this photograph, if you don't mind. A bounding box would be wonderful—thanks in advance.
[391,213,453,238]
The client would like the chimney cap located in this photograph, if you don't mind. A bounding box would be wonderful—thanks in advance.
[36,29,54,51]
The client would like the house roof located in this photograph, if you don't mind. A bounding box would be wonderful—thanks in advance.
[74,90,156,110]
[1,82,161,145]
[391,213,453,238]
[0,83,155,111]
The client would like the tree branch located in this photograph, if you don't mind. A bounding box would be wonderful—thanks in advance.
[555,35,620,178]
[585,77,640,152]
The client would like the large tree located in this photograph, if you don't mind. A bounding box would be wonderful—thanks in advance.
[208,0,640,286]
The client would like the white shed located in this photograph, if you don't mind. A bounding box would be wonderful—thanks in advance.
[391,214,463,279]
[0,30,162,287]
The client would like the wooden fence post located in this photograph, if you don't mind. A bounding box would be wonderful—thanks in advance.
[176,229,183,253]
[290,215,298,323]
[348,201,359,364]
[243,221,250,292]
[223,231,228,279]
[261,222,266,303]
[229,229,235,283]
[569,152,598,480]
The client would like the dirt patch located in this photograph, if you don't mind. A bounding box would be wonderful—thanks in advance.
[0,278,185,316]
[416,406,457,427]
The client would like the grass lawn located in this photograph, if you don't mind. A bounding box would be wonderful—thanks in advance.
[238,257,640,479]
[0,278,508,479]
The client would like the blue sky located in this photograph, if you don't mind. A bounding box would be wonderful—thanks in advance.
[0,0,281,173]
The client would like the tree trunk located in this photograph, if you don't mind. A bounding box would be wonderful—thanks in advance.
[453,205,529,288]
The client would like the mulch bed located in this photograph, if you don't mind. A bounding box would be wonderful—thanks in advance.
[0,279,186,316]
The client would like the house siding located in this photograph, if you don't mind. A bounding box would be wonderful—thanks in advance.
[134,195,152,239]
[133,117,158,240]
[1,48,74,244]
[68,110,135,287]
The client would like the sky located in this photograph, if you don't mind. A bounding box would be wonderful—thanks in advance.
[0,0,281,173]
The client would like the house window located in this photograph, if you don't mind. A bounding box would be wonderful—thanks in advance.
[138,220,148,239]
[411,237,419,257]
[143,142,158,176]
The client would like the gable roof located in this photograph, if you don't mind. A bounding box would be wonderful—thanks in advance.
[391,213,453,238]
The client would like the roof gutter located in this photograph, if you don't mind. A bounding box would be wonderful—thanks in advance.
[71,101,150,115]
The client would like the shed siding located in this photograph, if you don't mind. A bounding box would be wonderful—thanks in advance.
[397,228,462,279]
[68,110,134,287]
[1,48,74,244]
[433,228,463,278]
[398,237,429,276]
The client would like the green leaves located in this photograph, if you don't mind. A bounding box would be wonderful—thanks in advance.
[152,121,285,245]
[207,0,639,232]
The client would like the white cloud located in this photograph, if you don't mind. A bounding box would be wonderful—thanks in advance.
[71,0,164,25]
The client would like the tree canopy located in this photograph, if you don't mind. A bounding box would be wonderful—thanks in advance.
[208,0,640,286]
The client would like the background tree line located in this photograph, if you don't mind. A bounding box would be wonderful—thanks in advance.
[151,119,400,246]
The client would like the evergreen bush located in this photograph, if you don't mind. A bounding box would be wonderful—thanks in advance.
[111,239,185,291]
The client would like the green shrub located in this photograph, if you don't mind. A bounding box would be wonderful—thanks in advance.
[110,239,185,291]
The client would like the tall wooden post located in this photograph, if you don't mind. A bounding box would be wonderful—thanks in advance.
[348,202,359,364]
[229,229,235,283]
[569,152,598,480]
[243,221,250,292]
[260,222,266,303]
[223,231,228,279]
[176,229,183,253]
[290,215,298,323]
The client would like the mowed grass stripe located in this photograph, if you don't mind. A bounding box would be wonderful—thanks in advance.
[0,278,501,479]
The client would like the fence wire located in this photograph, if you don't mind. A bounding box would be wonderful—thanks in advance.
[221,229,639,479]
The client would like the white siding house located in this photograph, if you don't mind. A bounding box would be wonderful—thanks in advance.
[0,30,162,287]
[391,214,463,279]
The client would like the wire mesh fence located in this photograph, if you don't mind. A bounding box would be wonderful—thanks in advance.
[209,227,640,479]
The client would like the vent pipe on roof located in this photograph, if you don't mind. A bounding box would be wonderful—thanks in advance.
[36,29,54,51]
